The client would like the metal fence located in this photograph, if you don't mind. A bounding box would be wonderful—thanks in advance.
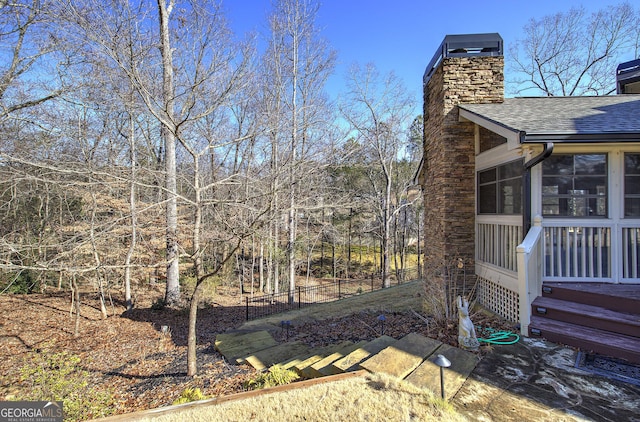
[245,267,421,321]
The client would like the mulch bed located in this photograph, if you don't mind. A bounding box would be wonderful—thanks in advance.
[0,286,513,417]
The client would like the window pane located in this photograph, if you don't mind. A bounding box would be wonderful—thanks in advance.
[575,154,606,175]
[542,154,607,218]
[543,155,573,175]
[574,176,606,195]
[542,197,559,215]
[626,179,640,195]
[543,176,572,195]
[478,184,497,213]
[499,178,522,214]
[479,168,496,184]
[625,198,640,217]
[478,159,523,215]
[625,153,640,217]
[556,198,571,216]
[499,161,523,179]
[624,153,640,174]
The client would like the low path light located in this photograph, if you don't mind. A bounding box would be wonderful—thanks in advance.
[434,354,452,400]
[377,314,386,335]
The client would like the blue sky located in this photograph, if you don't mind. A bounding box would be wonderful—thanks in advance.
[225,0,633,110]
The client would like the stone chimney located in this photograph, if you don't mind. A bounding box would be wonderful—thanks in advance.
[421,33,504,292]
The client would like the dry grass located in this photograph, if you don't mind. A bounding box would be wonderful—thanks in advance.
[241,279,425,330]
[127,372,467,422]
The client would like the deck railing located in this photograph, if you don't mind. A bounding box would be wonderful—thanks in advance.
[516,215,544,335]
[543,223,611,280]
[476,218,522,272]
[622,226,640,279]
[540,221,640,281]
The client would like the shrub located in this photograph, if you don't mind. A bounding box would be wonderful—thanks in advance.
[2,270,40,294]
[244,366,300,390]
[173,387,207,405]
[17,348,115,421]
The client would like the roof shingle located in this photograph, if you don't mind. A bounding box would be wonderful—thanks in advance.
[459,96,640,139]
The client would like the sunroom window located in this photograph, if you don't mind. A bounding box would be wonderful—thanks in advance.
[477,159,523,214]
[625,153,640,217]
[542,154,607,217]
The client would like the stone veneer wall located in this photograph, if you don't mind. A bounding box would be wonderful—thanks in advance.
[422,56,504,294]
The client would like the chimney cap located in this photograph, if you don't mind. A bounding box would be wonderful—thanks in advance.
[423,33,503,86]
[617,58,640,94]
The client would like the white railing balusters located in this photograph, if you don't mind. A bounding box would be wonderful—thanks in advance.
[476,220,522,273]
[622,227,640,279]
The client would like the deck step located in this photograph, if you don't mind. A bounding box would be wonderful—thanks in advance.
[542,283,640,314]
[529,316,640,365]
[531,296,640,338]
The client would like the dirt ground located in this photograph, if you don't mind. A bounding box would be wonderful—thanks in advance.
[0,281,511,419]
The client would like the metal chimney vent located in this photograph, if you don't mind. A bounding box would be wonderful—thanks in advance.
[617,59,640,94]
[423,33,503,86]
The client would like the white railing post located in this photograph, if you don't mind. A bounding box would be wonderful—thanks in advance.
[516,215,543,336]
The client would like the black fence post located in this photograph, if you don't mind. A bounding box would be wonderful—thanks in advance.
[298,286,301,309]
[338,279,341,299]
[245,296,249,321]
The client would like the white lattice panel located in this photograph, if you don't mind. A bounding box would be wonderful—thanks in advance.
[477,277,519,323]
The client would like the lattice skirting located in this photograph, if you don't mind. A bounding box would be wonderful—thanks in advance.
[476,277,519,323]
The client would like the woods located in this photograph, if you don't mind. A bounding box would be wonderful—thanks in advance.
[2,0,639,388]
[0,0,421,376]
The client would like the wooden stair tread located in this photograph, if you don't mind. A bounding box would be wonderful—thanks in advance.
[529,316,640,364]
[532,296,640,330]
[543,282,640,300]
[542,283,640,314]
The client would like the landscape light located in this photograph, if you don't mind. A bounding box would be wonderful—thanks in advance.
[434,354,452,400]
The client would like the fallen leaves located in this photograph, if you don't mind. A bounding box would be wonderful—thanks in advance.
[0,286,512,417]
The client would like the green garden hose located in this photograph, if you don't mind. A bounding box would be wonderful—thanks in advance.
[476,326,520,345]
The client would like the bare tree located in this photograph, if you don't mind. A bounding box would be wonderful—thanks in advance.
[341,63,416,288]
[265,0,335,302]
[0,0,60,120]
[509,2,640,96]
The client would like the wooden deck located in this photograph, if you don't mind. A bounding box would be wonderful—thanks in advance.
[529,283,640,365]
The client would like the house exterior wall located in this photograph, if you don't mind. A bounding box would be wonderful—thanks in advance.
[422,55,504,293]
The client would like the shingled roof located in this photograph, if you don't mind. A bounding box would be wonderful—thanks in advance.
[458,95,640,143]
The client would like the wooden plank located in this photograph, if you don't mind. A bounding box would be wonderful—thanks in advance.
[529,316,640,364]
[542,282,640,314]
[532,296,640,337]
[293,341,354,377]
[312,341,368,377]
[332,335,397,373]
[243,341,312,371]
[215,331,278,364]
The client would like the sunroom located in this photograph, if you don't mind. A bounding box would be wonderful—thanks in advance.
[458,95,640,355]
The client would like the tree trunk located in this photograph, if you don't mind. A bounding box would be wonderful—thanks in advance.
[71,275,81,337]
[259,241,265,292]
[124,112,137,312]
[382,167,392,288]
[157,0,180,306]
[186,282,203,377]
